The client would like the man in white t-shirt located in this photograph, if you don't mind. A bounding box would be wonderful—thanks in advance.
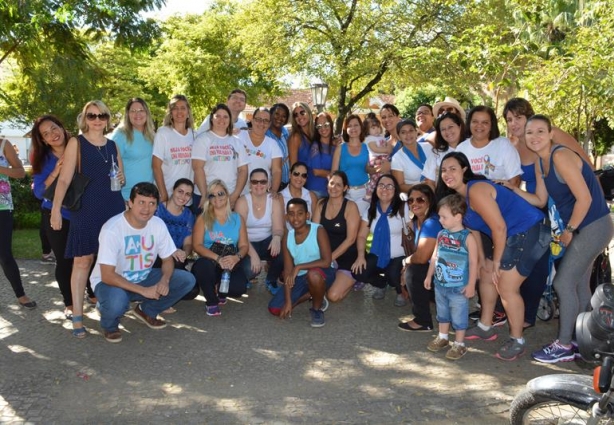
[90,183,196,343]
[196,89,248,135]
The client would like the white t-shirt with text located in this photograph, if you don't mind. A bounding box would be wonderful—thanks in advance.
[152,126,194,196]
[456,136,522,180]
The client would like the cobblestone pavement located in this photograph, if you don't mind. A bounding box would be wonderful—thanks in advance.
[0,260,585,424]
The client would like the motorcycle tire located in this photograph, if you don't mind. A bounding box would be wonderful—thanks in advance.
[536,296,555,322]
[509,389,606,424]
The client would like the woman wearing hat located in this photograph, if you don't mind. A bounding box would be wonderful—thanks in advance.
[423,97,466,147]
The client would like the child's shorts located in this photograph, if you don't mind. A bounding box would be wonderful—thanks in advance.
[435,284,469,331]
[268,267,335,315]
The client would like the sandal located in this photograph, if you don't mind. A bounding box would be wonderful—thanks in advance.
[72,315,87,339]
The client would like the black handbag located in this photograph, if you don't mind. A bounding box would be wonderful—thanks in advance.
[400,210,417,257]
[209,242,238,257]
[44,138,90,211]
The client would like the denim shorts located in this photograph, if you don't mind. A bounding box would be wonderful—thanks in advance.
[435,284,469,331]
[500,222,550,276]
[268,267,335,311]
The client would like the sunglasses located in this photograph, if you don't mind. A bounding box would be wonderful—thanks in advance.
[207,191,227,200]
[86,113,110,121]
[316,123,331,130]
[293,110,307,118]
[377,183,394,190]
[292,171,308,178]
[408,197,426,204]
[250,179,268,185]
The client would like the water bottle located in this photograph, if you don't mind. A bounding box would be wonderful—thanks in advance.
[220,269,231,294]
[110,155,121,192]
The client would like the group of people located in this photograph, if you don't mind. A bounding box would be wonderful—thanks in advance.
[0,90,611,365]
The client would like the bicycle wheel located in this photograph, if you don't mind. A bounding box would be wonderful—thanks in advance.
[536,296,555,322]
[509,389,612,424]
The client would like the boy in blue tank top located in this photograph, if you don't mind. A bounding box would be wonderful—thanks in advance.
[267,198,335,327]
[424,194,478,360]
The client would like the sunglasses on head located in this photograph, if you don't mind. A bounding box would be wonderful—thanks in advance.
[292,171,308,178]
[293,110,307,118]
[208,191,227,200]
[250,179,268,185]
[408,196,426,204]
[86,113,109,121]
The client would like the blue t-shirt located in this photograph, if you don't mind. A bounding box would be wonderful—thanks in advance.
[413,214,443,240]
[306,142,335,194]
[464,180,544,237]
[266,127,290,184]
[34,152,70,220]
[434,228,471,288]
[155,202,194,249]
[111,128,154,200]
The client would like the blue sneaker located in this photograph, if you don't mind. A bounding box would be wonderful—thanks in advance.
[310,308,325,328]
[532,340,576,363]
[266,280,280,295]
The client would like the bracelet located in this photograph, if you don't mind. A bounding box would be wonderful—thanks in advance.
[216,255,221,263]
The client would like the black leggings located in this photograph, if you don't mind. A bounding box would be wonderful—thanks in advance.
[41,208,73,307]
[406,263,434,327]
[352,253,404,293]
[0,210,26,298]
[192,257,247,306]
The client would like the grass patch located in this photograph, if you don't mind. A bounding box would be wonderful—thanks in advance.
[12,229,42,260]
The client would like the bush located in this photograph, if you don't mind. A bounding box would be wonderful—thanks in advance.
[10,175,42,229]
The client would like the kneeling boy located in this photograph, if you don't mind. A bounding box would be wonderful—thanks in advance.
[268,198,335,327]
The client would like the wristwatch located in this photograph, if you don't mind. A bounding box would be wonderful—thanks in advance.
[236,252,243,260]
[565,224,577,234]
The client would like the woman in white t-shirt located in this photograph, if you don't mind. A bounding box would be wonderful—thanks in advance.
[191,104,249,210]
[456,105,522,185]
[391,119,431,194]
[236,107,282,194]
[422,112,467,190]
[152,95,196,203]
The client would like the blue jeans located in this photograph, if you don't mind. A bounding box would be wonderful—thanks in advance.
[435,284,469,331]
[94,268,195,332]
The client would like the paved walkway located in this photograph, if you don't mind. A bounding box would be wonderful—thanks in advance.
[0,260,585,424]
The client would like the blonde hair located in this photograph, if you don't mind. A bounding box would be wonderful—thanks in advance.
[118,98,155,144]
[162,94,194,130]
[290,101,314,140]
[78,100,112,133]
[202,179,232,229]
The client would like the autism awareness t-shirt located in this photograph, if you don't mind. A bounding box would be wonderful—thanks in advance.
[455,136,522,181]
[89,214,177,291]
[152,126,194,197]
[191,132,249,195]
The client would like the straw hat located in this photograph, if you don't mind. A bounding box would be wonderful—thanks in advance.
[433,97,466,121]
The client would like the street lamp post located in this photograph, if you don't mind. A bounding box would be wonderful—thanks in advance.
[310,82,329,113]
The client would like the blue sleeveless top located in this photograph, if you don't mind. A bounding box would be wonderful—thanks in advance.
[435,228,471,288]
[464,180,544,237]
[203,212,242,248]
[339,143,369,186]
[287,222,321,276]
[297,133,311,165]
[542,146,608,230]
[521,163,537,194]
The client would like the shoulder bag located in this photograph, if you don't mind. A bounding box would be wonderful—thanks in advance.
[44,137,90,211]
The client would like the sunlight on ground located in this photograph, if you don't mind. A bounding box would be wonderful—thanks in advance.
[0,316,18,339]
[7,345,50,360]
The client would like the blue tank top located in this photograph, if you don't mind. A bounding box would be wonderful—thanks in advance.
[287,222,321,276]
[339,143,369,186]
[298,134,311,165]
[521,163,537,194]
[542,146,608,230]
[464,180,544,237]
[203,212,242,248]
[434,228,471,288]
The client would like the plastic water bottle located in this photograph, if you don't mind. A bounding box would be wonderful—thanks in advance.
[220,269,231,293]
[110,155,121,192]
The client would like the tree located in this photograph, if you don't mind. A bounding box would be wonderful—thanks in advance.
[141,1,280,122]
[237,0,468,132]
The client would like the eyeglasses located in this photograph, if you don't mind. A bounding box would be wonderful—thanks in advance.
[377,183,395,190]
[292,171,308,178]
[250,179,268,185]
[253,117,271,125]
[129,109,146,114]
[316,123,331,130]
[408,197,426,204]
[86,113,109,121]
[416,110,432,116]
[208,191,227,200]
[293,110,307,118]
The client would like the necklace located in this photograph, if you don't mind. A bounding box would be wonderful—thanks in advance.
[252,195,266,211]
[95,142,109,163]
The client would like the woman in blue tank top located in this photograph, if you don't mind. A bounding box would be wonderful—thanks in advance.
[513,115,614,363]
[436,152,550,361]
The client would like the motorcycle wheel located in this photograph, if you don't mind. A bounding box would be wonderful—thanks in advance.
[509,389,612,424]
[536,296,555,322]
